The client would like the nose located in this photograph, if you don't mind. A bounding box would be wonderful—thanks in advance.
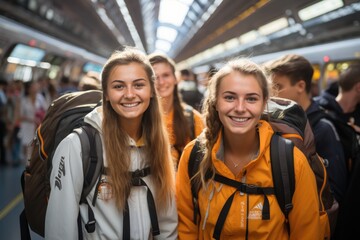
[235,99,246,112]
[124,87,135,98]
[155,76,164,86]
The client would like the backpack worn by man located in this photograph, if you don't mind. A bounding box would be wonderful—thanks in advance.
[188,97,338,240]
[307,107,360,176]
[20,90,103,239]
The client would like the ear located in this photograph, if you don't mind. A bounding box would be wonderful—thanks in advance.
[296,80,306,93]
[355,82,360,92]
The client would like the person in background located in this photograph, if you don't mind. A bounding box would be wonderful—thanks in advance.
[78,71,102,91]
[176,58,322,239]
[264,54,347,205]
[5,79,23,166]
[0,77,8,166]
[198,65,217,99]
[148,53,204,168]
[18,80,48,164]
[314,64,360,239]
[58,76,78,95]
[178,68,203,111]
[45,47,178,239]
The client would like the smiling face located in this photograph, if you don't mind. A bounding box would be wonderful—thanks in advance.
[151,62,177,99]
[105,62,152,123]
[216,71,266,136]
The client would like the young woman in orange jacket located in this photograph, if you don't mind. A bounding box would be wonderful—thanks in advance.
[176,58,323,239]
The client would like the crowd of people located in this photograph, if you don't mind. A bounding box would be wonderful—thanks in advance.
[1,46,359,239]
[0,72,102,167]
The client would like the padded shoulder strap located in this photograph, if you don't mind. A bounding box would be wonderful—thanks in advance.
[73,124,103,202]
[270,133,295,220]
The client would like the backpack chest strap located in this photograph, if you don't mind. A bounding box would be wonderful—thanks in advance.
[212,173,275,240]
[123,167,160,239]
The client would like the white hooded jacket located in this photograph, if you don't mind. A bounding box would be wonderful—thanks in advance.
[45,106,178,239]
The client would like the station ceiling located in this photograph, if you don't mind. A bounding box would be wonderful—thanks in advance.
[0,0,359,67]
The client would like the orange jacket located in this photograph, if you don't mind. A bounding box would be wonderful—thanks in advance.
[164,104,204,165]
[176,120,322,240]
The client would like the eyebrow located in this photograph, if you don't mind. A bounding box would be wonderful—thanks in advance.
[112,78,147,83]
[222,91,261,96]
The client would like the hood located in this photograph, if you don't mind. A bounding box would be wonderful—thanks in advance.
[314,92,343,115]
[84,106,103,133]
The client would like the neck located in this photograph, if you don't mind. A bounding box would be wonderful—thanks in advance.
[160,95,174,114]
[336,92,356,113]
[224,129,259,157]
[299,94,312,112]
[120,118,142,141]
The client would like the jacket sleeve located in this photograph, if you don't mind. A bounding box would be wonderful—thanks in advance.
[289,147,322,240]
[176,141,199,240]
[45,133,84,240]
[313,118,347,203]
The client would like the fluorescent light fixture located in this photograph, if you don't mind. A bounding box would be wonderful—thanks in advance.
[224,38,239,50]
[211,44,225,55]
[239,30,258,44]
[298,0,344,21]
[155,39,172,52]
[258,17,288,36]
[159,0,190,26]
[157,26,178,42]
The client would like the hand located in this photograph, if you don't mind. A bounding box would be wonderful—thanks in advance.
[348,117,360,133]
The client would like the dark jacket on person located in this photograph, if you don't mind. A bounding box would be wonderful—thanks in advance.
[306,99,347,203]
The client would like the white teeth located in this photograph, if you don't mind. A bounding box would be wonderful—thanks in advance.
[232,117,248,122]
[123,103,138,107]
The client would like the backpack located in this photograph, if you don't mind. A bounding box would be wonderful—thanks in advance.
[307,108,360,175]
[188,97,338,239]
[19,90,103,239]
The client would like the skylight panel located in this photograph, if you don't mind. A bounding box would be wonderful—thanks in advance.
[157,26,178,42]
[159,0,190,26]
[156,39,172,52]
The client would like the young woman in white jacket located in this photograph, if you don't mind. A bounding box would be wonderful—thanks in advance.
[45,47,178,239]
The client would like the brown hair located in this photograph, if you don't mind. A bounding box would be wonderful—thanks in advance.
[148,53,192,156]
[101,47,175,210]
[338,64,360,92]
[264,54,314,94]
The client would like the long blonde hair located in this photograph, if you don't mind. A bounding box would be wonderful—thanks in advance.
[101,48,175,210]
[196,58,269,189]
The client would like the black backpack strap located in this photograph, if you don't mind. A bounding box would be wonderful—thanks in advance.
[20,171,32,240]
[270,133,295,226]
[188,139,203,223]
[212,174,275,240]
[73,123,103,234]
[123,167,159,238]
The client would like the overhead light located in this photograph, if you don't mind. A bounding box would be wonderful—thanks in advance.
[159,0,190,26]
[157,26,178,42]
[298,0,344,21]
[155,39,172,52]
[239,30,258,44]
[224,38,239,50]
[258,17,288,36]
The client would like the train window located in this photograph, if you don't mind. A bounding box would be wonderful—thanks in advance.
[311,64,321,97]
[83,62,103,73]
[321,60,360,91]
[8,44,46,64]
